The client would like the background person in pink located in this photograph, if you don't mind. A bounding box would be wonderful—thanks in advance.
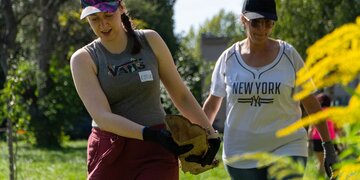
[309,93,340,173]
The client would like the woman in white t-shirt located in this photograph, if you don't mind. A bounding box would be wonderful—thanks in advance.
[202,0,337,179]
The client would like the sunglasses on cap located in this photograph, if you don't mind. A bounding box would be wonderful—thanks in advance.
[243,15,275,29]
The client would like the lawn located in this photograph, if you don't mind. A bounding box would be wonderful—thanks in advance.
[0,140,87,180]
[0,140,229,180]
[0,140,325,180]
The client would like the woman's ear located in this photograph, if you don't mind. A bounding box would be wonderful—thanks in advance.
[240,15,246,28]
[240,15,246,24]
[119,1,127,14]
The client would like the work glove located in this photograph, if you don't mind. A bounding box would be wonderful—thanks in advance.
[142,127,193,156]
[164,115,220,174]
[322,141,338,179]
[185,133,221,167]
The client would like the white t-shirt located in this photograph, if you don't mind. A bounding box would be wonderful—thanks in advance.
[211,40,309,168]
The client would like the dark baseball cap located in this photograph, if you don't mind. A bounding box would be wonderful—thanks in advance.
[80,0,121,20]
[242,0,278,21]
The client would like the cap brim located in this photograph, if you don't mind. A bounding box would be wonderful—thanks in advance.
[244,12,278,21]
[80,2,119,20]
[80,6,102,20]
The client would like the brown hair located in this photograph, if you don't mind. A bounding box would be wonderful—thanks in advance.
[316,93,332,107]
[120,3,141,54]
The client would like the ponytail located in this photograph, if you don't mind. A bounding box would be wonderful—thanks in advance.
[121,13,141,54]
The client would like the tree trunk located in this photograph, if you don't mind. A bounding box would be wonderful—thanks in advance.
[1,0,18,178]
[6,118,15,180]
[32,0,69,148]
[1,0,18,78]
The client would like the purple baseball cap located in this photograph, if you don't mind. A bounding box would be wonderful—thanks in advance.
[80,0,121,20]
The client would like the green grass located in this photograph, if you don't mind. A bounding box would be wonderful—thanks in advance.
[0,140,326,180]
[0,140,87,180]
[0,140,228,180]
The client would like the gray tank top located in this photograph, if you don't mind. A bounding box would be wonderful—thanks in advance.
[84,30,165,127]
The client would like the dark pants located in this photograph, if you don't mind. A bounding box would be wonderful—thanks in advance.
[87,126,178,180]
[311,139,340,153]
[225,156,307,180]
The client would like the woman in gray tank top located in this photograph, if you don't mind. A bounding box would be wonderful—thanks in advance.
[70,0,220,179]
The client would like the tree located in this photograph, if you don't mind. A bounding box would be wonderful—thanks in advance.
[199,9,244,43]
[1,0,25,178]
[0,0,19,87]
[198,10,245,94]
[28,0,70,148]
[0,0,88,148]
[126,0,178,54]
[159,27,208,114]
[273,0,360,57]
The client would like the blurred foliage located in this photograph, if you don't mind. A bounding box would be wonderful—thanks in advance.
[126,0,178,54]
[273,0,360,57]
[199,9,244,45]
[277,17,360,180]
[173,10,246,105]
[278,17,360,135]
[38,60,88,140]
[0,58,88,146]
[197,10,246,98]
[159,10,242,114]
[294,17,360,100]
[0,59,37,143]
[179,10,245,60]
[0,0,86,147]
[161,30,211,114]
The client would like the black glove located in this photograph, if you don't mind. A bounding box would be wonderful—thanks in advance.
[143,127,193,156]
[185,137,221,167]
[322,141,338,179]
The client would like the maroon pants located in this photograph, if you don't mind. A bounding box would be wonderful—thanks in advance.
[87,126,179,180]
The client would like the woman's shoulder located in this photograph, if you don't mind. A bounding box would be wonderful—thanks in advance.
[274,39,297,52]
[70,47,98,75]
[222,41,239,56]
[136,29,160,39]
[71,39,99,65]
[274,39,304,67]
[134,29,162,44]
[70,48,91,66]
[135,29,166,52]
[137,29,156,34]
[72,39,99,60]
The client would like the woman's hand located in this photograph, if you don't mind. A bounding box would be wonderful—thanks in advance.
[185,132,221,167]
[143,127,193,155]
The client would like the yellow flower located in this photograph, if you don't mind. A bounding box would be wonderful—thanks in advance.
[294,16,360,100]
[338,163,360,180]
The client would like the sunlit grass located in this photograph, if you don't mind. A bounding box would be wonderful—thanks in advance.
[0,140,87,180]
[0,139,328,180]
[0,140,230,180]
